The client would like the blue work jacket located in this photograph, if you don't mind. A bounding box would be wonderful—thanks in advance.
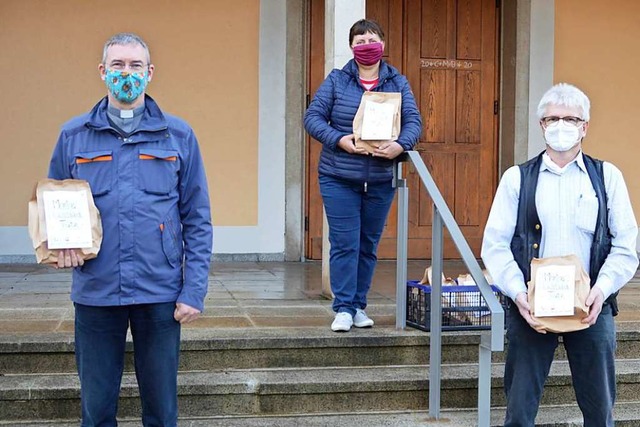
[48,95,213,312]
[304,59,422,183]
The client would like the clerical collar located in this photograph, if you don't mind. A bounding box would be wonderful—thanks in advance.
[107,101,145,119]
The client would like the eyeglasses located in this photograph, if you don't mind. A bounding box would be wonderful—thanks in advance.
[107,60,148,73]
[541,116,585,127]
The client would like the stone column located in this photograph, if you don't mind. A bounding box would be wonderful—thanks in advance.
[321,0,365,299]
[527,0,554,159]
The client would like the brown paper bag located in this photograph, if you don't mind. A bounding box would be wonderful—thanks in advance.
[28,179,103,265]
[418,266,468,324]
[457,271,494,287]
[419,266,452,286]
[352,91,402,154]
[456,271,498,326]
[456,270,493,326]
[528,255,590,333]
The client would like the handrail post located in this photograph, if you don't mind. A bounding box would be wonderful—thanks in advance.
[395,160,408,329]
[429,208,444,419]
[397,151,504,425]
[478,333,492,427]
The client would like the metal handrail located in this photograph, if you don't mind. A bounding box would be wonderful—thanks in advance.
[394,151,504,427]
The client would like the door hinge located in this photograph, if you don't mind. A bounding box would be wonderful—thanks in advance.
[306,94,310,108]
[304,216,309,231]
[494,100,499,115]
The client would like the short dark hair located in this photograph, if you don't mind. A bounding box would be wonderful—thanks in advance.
[102,33,151,64]
[349,19,385,45]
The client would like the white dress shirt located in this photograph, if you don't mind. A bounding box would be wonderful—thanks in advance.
[481,151,638,301]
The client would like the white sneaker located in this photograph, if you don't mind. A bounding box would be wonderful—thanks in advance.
[353,309,374,328]
[331,312,353,332]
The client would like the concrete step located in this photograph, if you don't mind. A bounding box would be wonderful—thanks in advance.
[3,327,640,375]
[0,328,469,374]
[4,360,640,422]
[4,403,640,427]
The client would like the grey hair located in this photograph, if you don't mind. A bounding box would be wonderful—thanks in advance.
[102,33,151,64]
[537,83,591,122]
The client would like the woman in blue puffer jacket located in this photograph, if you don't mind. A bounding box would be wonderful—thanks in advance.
[304,19,422,332]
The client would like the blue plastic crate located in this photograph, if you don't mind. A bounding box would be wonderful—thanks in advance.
[406,280,506,332]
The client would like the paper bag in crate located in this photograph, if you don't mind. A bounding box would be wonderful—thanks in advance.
[28,179,103,264]
[456,271,497,326]
[352,91,401,154]
[418,266,469,324]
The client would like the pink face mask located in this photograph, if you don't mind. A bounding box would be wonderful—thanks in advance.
[353,42,384,66]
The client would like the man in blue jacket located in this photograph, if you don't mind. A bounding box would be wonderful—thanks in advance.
[48,33,212,427]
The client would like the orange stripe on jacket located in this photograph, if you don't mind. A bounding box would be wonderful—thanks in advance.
[76,155,113,164]
[139,154,177,161]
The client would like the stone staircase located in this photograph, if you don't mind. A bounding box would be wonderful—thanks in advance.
[3,326,640,426]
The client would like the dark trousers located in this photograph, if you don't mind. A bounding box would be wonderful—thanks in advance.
[319,174,395,316]
[503,303,616,427]
[74,302,181,427]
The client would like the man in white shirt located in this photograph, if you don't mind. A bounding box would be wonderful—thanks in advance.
[482,83,638,427]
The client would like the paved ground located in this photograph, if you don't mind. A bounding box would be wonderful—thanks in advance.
[1,260,639,335]
[2,260,640,426]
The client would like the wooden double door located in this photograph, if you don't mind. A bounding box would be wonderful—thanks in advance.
[305,0,500,259]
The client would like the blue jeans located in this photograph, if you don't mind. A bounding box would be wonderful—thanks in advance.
[319,174,396,316]
[74,302,181,427]
[503,303,616,427]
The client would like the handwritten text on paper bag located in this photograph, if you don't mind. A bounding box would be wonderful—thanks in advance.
[42,190,93,249]
[534,265,576,317]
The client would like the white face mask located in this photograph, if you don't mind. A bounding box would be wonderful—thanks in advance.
[544,121,581,152]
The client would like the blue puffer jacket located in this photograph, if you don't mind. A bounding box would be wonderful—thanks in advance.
[304,59,422,183]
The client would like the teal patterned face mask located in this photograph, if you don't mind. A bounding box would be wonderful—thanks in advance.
[104,69,148,103]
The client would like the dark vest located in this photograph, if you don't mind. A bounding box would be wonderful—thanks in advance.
[509,152,617,315]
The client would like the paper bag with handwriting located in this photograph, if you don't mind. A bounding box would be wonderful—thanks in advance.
[352,91,402,154]
[28,179,103,264]
[528,255,590,333]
